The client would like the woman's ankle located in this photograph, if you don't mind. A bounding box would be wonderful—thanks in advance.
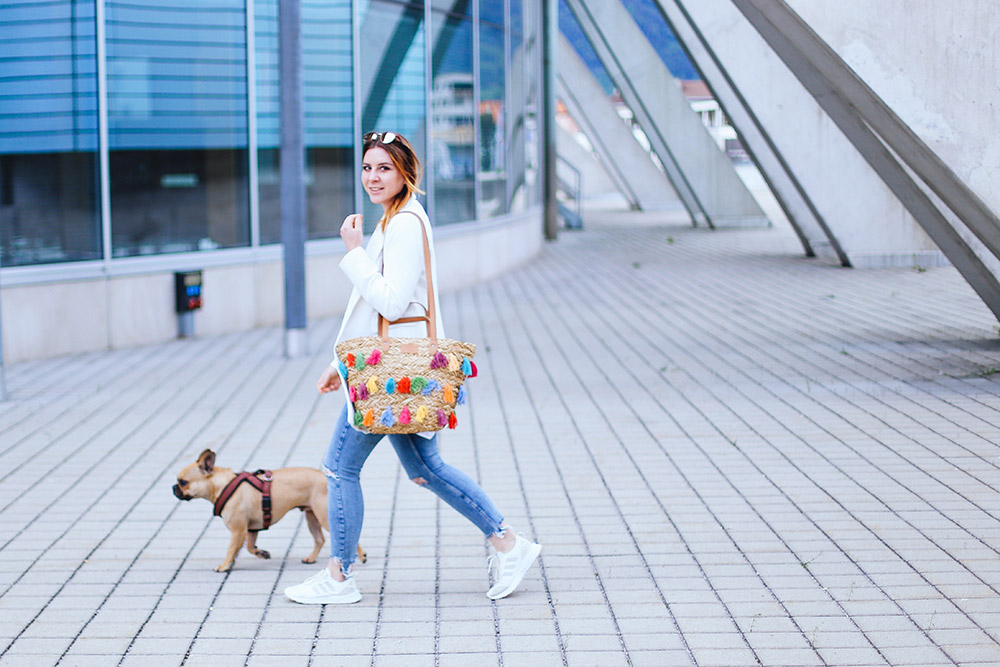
[327,558,348,581]
[488,525,516,553]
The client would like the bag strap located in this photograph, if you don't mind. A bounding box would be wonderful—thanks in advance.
[377,211,437,348]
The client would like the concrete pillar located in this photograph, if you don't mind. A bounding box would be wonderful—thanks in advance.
[557,35,679,211]
[652,0,847,264]
[565,0,766,228]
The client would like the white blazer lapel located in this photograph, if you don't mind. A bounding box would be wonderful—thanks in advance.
[335,225,386,344]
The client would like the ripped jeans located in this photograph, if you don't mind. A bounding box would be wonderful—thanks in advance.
[323,404,505,575]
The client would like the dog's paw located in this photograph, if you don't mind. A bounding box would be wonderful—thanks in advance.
[256,549,271,560]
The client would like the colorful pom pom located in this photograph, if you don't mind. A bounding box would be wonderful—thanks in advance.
[366,348,381,366]
[410,376,428,394]
[422,379,441,395]
[358,384,369,401]
[461,357,472,376]
[448,412,457,429]
[346,353,355,367]
[337,361,349,379]
[456,385,466,405]
[447,354,460,371]
[385,378,396,394]
[443,383,455,404]
[362,409,374,428]
[366,375,379,395]
[349,386,357,402]
[379,406,394,427]
[397,377,411,394]
[437,409,447,427]
[353,410,363,426]
[415,405,428,423]
[399,406,411,424]
[430,351,449,369]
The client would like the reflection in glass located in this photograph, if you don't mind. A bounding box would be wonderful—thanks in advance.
[106,0,250,257]
[430,11,475,224]
[0,1,101,266]
[360,0,427,233]
[478,5,506,218]
[256,0,354,244]
[507,0,528,213]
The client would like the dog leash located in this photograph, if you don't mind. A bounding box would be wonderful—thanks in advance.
[213,470,273,530]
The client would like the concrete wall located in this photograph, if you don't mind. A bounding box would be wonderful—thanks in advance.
[785,0,1000,277]
[1,209,543,363]
[663,0,945,266]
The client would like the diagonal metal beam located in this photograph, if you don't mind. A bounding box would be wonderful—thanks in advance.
[732,0,1000,319]
[653,0,850,264]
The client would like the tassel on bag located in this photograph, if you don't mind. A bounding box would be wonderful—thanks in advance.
[353,410,363,426]
[410,376,428,394]
[363,409,374,428]
[470,360,478,377]
[359,384,369,401]
[437,409,447,427]
[415,405,428,423]
[443,383,455,404]
[398,377,411,394]
[355,355,366,371]
[346,353,355,367]
[422,379,441,395]
[461,357,472,376]
[448,354,460,371]
[448,412,457,429]
[337,361,349,379]
[456,385,466,405]
[385,378,396,394]
[366,375,379,395]
[367,348,381,366]
[430,351,448,369]
[399,406,411,424]
[380,406,394,427]
[349,386,357,402]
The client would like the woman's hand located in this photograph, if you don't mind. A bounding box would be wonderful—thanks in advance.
[317,365,342,393]
[340,213,364,251]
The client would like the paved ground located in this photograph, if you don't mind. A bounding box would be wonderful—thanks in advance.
[2,207,1000,667]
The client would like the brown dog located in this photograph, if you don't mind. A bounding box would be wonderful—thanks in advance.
[172,449,366,572]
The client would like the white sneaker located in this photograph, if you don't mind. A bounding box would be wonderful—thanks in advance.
[284,568,361,605]
[486,534,541,600]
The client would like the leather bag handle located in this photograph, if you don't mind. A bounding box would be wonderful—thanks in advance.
[376,211,436,348]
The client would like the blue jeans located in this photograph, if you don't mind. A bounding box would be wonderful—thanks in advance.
[322,404,505,574]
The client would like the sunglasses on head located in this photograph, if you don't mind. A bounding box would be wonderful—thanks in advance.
[364,131,396,145]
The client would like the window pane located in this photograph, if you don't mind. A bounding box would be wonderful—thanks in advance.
[0,0,101,266]
[430,11,474,224]
[507,0,528,213]
[107,0,250,257]
[360,0,427,233]
[256,0,354,244]
[478,6,506,218]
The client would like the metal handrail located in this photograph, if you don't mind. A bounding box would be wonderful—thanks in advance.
[556,154,583,228]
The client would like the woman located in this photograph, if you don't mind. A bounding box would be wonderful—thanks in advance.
[284,131,541,605]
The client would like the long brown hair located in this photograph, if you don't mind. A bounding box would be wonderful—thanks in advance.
[363,131,424,230]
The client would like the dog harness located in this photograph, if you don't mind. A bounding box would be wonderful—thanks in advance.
[213,470,273,531]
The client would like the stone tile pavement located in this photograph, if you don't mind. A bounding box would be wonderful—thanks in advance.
[1,207,999,666]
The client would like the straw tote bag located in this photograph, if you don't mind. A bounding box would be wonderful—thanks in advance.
[334,214,476,434]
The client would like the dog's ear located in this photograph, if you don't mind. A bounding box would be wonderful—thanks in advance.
[197,449,216,475]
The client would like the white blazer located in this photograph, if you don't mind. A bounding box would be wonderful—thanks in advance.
[333,197,445,437]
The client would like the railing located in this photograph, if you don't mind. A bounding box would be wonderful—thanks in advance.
[556,155,583,229]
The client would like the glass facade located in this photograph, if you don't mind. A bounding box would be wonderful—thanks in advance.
[0,0,541,269]
[0,0,101,266]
